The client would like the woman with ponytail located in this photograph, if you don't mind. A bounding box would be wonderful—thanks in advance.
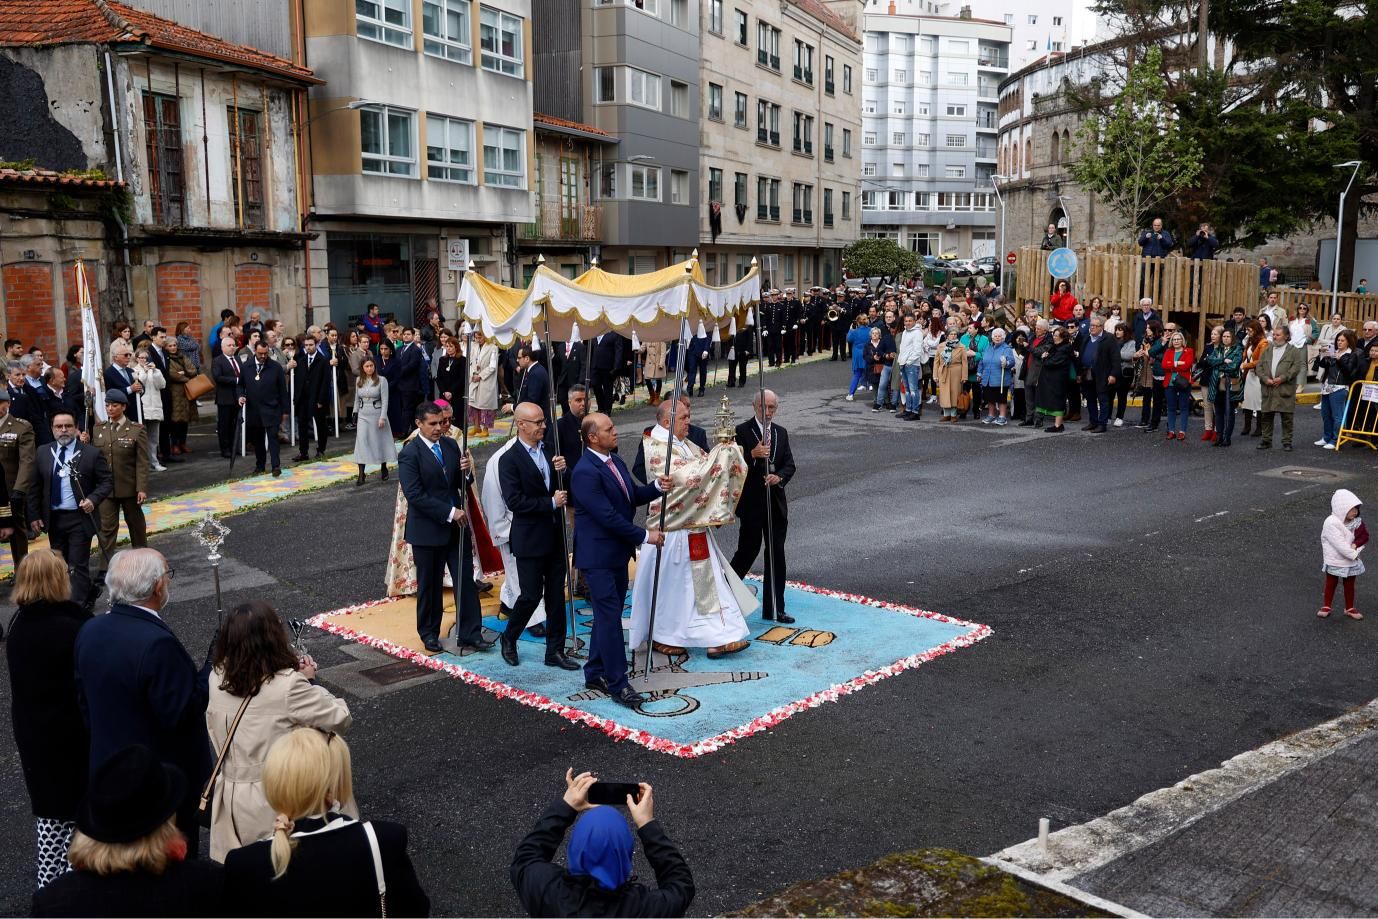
[224,729,429,917]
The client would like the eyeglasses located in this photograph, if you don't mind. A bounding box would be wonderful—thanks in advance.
[518,419,547,427]
[164,567,175,580]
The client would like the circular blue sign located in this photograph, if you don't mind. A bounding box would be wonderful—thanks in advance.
[1047,247,1078,279]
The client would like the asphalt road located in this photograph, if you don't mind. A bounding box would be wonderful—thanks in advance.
[2,359,1376,916]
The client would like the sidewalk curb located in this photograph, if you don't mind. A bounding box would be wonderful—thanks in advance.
[987,698,1378,883]
[980,857,1148,918]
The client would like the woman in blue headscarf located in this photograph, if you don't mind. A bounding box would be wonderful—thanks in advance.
[511,769,695,917]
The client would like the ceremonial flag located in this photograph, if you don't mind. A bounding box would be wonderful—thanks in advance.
[76,260,107,423]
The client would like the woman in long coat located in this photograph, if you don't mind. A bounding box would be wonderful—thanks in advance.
[378,341,409,438]
[163,336,199,456]
[351,355,396,484]
[1034,325,1075,433]
[467,332,499,437]
[642,339,667,405]
[933,327,969,422]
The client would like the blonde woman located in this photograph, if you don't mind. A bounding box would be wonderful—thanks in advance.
[467,331,499,436]
[32,745,225,914]
[223,729,428,916]
[132,348,167,472]
[205,601,352,862]
[351,356,396,485]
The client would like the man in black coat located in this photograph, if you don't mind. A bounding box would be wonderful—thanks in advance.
[728,319,755,387]
[729,389,795,623]
[555,340,584,416]
[72,549,212,853]
[1076,315,1118,433]
[144,326,176,462]
[505,346,552,425]
[210,337,243,458]
[292,332,331,460]
[498,402,576,670]
[102,343,144,425]
[29,410,113,610]
[544,384,587,491]
[237,339,289,475]
[590,333,622,415]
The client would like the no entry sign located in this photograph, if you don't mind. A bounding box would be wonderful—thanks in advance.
[1005,251,1017,265]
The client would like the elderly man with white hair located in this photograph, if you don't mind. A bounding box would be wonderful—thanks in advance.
[73,547,212,851]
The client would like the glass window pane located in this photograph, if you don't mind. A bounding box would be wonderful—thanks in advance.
[388,113,410,156]
[361,110,381,154]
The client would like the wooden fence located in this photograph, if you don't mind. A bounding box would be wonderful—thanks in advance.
[1273,288,1378,329]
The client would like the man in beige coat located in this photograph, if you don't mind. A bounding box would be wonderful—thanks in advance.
[1256,325,1305,452]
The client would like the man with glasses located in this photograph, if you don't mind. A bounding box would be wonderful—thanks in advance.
[28,410,113,610]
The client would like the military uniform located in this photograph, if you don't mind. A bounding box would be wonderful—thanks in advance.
[92,413,149,571]
[762,294,783,367]
[802,291,823,356]
[781,291,802,364]
[0,408,35,566]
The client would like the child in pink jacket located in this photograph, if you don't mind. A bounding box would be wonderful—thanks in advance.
[1320,488,1366,619]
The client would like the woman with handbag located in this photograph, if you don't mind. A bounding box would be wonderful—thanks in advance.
[934,326,969,423]
[205,601,352,863]
[164,337,201,457]
[224,728,429,917]
[1162,331,1196,441]
[1206,328,1244,447]
[1134,321,1166,432]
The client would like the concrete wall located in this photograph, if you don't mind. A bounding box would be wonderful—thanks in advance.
[0,46,109,171]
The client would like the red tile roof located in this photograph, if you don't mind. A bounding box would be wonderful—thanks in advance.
[534,112,611,137]
[788,0,858,41]
[0,166,122,189]
[0,0,320,83]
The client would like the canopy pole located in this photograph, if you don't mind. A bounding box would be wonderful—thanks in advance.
[539,298,581,659]
[751,263,777,623]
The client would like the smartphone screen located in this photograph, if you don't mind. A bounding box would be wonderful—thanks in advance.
[587,781,640,806]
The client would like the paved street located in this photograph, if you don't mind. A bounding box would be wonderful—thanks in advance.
[2,357,1377,916]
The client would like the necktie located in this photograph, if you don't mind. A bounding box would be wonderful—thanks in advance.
[605,457,629,501]
[52,444,68,508]
[430,441,445,470]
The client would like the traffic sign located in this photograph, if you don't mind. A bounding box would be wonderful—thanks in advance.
[1047,247,1078,279]
[1005,251,1017,266]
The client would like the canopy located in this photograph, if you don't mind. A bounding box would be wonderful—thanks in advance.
[457,258,760,345]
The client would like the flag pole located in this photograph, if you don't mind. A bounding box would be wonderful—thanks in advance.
[750,257,778,619]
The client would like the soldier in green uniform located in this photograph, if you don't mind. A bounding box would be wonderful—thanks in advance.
[0,387,34,567]
[88,389,149,577]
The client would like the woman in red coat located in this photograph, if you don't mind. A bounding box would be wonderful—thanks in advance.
[1161,330,1196,440]
[1049,280,1078,323]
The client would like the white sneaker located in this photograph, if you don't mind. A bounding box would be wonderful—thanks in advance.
[1315,438,1328,446]
[845,394,854,401]
[1113,418,1124,427]
[1314,403,1322,410]
[152,463,167,472]
[1323,442,1336,450]
[927,395,938,404]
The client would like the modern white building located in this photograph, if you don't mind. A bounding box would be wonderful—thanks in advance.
[862,0,1083,69]
[859,7,1011,258]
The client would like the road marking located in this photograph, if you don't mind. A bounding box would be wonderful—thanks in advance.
[1193,510,1229,523]
[1285,483,1321,496]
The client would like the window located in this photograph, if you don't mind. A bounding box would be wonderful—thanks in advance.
[670,80,689,117]
[1003,12,1013,23]
[916,132,930,145]
[360,105,416,176]
[1052,15,1063,25]
[824,55,835,93]
[734,8,748,43]
[891,162,904,176]
[946,133,965,147]
[886,191,906,210]
[627,68,662,110]
[843,64,853,93]
[948,39,969,53]
[862,161,876,176]
[920,36,936,54]
[1051,41,1064,51]
[734,92,747,128]
[227,107,264,227]
[841,191,851,219]
[734,171,747,207]
[842,129,851,155]
[947,71,968,85]
[482,124,524,187]
[755,176,780,220]
[792,39,813,84]
[1026,39,1038,50]
[709,0,723,32]
[915,163,929,177]
[629,164,660,200]
[892,131,904,144]
[422,0,470,62]
[894,34,912,52]
[823,188,833,227]
[479,6,523,76]
[670,0,687,27]
[894,101,908,115]
[916,101,930,115]
[860,190,876,210]
[865,67,878,82]
[863,131,876,145]
[142,92,185,225]
[670,169,689,204]
[792,112,814,154]
[894,69,907,82]
[357,0,412,48]
[863,98,877,114]
[791,182,812,224]
[914,191,930,208]
[944,164,966,178]
[426,114,474,183]
[823,122,834,161]
[757,22,781,70]
[1028,14,1038,23]
[707,83,723,120]
[908,230,939,253]
[946,103,966,116]
[595,66,616,102]
[756,100,780,145]
[708,167,723,202]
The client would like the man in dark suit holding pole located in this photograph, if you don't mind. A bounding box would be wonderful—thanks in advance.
[211,337,243,458]
[570,412,669,707]
[730,389,795,623]
[28,410,113,610]
[293,332,331,460]
[589,334,622,415]
[397,401,494,654]
[237,339,289,476]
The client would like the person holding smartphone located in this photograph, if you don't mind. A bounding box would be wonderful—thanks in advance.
[510,769,694,917]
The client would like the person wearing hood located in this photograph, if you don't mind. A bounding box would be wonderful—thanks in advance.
[1319,488,1366,620]
[511,769,694,918]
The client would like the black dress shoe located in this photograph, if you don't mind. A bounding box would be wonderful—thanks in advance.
[253,466,266,474]
[272,468,281,477]
[584,677,609,693]
[545,654,580,671]
[475,579,493,594]
[500,636,519,666]
[528,623,547,638]
[774,612,796,624]
[463,637,495,651]
[294,453,309,462]
[423,639,443,653]
[612,686,647,707]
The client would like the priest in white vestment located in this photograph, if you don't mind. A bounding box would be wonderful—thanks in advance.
[629,400,756,658]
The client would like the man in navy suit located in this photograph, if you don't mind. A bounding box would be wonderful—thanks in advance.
[292,332,331,460]
[398,401,494,654]
[504,346,552,426]
[589,333,622,414]
[73,547,212,851]
[570,412,669,707]
[498,402,576,670]
[237,339,289,475]
[103,342,144,424]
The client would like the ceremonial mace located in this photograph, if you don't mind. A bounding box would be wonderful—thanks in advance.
[749,258,779,618]
[443,307,477,652]
[193,512,231,627]
[638,306,693,681]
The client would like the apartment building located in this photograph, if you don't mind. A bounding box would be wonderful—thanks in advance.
[861,0,1079,68]
[698,0,863,289]
[302,0,535,327]
[859,8,1010,259]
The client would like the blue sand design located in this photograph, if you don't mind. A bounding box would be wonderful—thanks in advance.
[436,583,983,747]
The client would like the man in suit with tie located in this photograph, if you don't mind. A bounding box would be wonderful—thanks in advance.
[103,341,144,424]
[0,387,35,568]
[28,410,113,610]
[730,389,796,623]
[497,402,577,670]
[293,332,331,461]
[211,337,244,458]
[238,339,290,476]
[398,401,494,654]
[570,412,669,707]
[504,346,553,425]
[143,325,177,463]
[590,334,622,415]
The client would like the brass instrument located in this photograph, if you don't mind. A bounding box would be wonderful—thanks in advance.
[826,306,841,322]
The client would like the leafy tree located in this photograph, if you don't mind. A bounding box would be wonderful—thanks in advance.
[841,238,919,280]
[1070,46,1204,236]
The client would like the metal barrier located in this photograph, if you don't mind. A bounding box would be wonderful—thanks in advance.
[1336,379,1378,451]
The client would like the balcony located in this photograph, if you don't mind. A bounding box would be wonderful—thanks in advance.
[757,204,781,222]
[759,50,780,70]
[792,208,813,225]
[975,142,997,160]
[792,65,813,84]
[758,129,780,147]
[824,211,834,227]
[520,198,603,242]
[824,145,834,161]
[977,48,1008,69]
[976,110,999,132]
[825,77,834,94]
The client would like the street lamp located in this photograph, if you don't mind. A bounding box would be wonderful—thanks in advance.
[1331,160,1364,315]
[991,174,1009,282]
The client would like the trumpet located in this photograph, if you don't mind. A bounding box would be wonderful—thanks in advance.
[826,306,841,322]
